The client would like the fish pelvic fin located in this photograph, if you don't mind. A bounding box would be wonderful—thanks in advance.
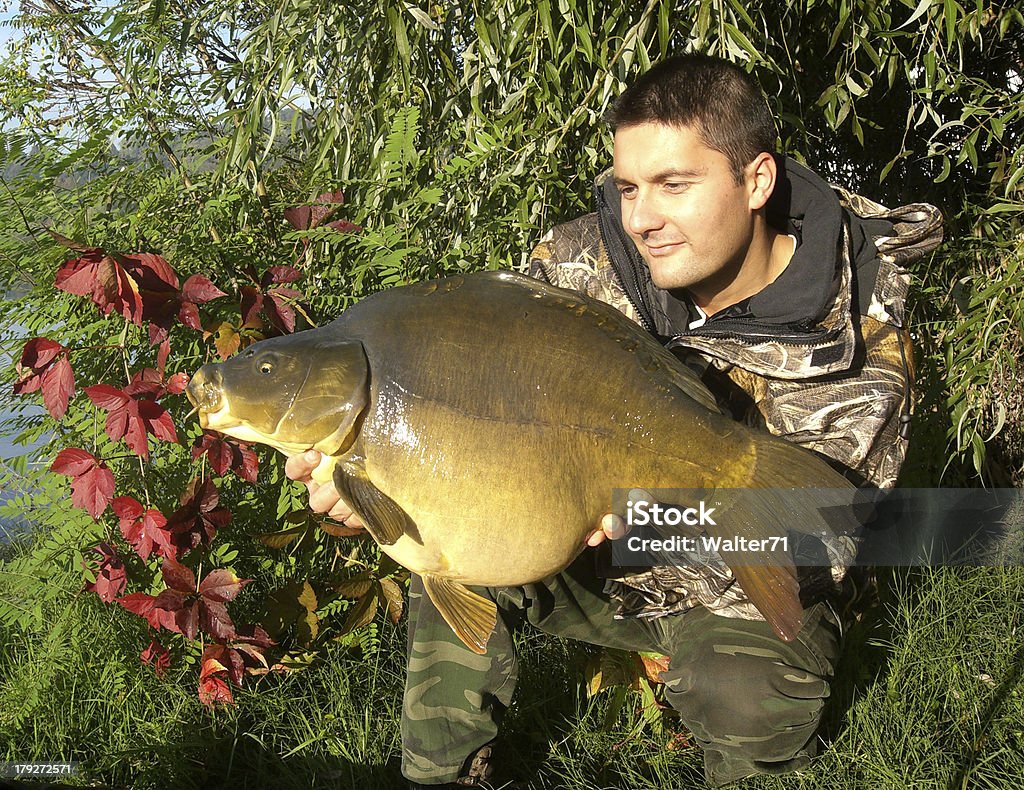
[333,464,412,546]
[421,575,497,655]
[705,488,804,640]
[730,563,803,641]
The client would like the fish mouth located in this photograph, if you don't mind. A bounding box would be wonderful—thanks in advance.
[186,371,232,430]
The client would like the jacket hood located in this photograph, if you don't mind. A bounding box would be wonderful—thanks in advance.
[595,155,943,379]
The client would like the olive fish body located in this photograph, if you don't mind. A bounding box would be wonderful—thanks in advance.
[188,271,859,653]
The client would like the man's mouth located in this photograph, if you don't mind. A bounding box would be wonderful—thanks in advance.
[643,242,685,257]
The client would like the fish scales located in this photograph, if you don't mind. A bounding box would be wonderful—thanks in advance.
[188,271,860,652]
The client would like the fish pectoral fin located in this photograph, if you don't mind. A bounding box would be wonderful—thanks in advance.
[421,575,497,655]
[333,466,410,546]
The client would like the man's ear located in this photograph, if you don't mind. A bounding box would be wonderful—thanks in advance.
[747,152,777,211]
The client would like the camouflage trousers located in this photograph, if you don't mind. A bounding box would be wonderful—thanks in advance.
[401,552,842,787]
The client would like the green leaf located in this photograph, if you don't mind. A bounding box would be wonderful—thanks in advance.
[538,0,555,45]
[406,5,438,30]
[898,0,935,30]
[388,6,412,68]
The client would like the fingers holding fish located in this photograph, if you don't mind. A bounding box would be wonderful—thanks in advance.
[285,449,365,527]
[586,513,631,547]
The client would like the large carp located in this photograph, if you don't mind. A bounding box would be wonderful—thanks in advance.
[186,271,858,653]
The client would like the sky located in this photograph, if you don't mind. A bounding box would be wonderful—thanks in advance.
[0,5,18,52]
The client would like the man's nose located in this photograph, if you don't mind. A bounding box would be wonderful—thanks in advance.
[624,193,664,238]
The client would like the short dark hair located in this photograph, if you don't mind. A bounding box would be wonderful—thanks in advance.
[605,54,776,183]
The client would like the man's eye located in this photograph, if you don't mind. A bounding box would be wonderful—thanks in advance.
[619,186,637,199]
[665,182,689,192]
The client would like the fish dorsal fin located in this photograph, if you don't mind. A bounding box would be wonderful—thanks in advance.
[333,464,411,546]
[421,574,497,655]
[662,355,721,414]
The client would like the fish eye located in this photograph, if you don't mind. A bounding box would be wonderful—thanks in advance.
[256,352,277,375]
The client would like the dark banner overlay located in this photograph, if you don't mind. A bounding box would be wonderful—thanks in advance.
[607,488,1024,568]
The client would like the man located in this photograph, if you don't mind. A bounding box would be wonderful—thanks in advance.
[287,55,943,787]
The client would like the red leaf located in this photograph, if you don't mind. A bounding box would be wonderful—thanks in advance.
[177,599,201,640]
[161,557,196,593]
[283,205,311,230]
[199,569,251,603]
[239,287,263,326]
[113,497,169,561]
[234,624,275,649]
[181,274,227,304]
[40,356,76,419]
[127,252,179,292]
[174,274,227,333]
[325,218,361,234]
[156,338,171,377]
[54,247,204,344]
[198,673,234,706]
[17,337,62,372]
[84,383,130,411]
[192,433,259,481]
[164,372,189,396]
[284,191,352,231]
[177,302,202,332]
[200,599,237,641]
[84,543,126,603]
[121,404,150,458]
[124,368,164,398]
[56,250,148,326]
[192,433,232,476]
[54,252,119,309]
[112,495,145,523]
[153,589,200,639]
[201,644,246,685]
[118,592,162,629]
[264,293,296,333]
[141,638,171,678]
[141,400,178,443]
[14,338,76,420]
[50,448,115,519]
[191,477,218,511]
[263,266,302,286]
[50,447,95,476]
[166,478,231,553]
[86,380,178,459]
[235,444,259,482]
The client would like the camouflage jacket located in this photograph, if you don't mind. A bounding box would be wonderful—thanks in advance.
[529,155,944,622]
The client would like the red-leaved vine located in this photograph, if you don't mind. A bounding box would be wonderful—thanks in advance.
[14,194,360,705]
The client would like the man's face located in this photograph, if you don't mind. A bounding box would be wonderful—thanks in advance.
[612,122,759,296]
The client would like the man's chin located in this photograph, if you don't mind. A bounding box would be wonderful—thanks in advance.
[646,259,694,292]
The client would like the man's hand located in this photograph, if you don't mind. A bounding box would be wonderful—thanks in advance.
[284,449,365,528]
[585,513,629,547]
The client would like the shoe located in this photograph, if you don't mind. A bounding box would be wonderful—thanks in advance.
[407,740,521,788]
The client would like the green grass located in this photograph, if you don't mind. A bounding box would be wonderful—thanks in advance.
[2,557,1023,789]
